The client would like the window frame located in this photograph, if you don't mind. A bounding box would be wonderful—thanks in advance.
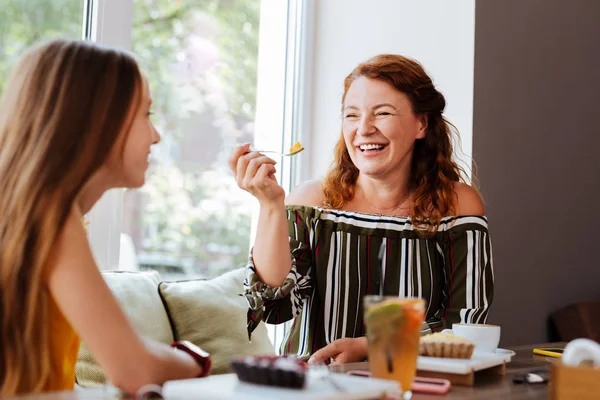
[84,0,133,271]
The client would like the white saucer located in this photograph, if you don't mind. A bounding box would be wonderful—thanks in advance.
[473,348,516,357]
[495,348,516,357]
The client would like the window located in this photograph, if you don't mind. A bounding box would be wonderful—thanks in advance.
[84,1,309,285]
[0,1,85,96]
[81,0,305,283]
[106,1,261,281]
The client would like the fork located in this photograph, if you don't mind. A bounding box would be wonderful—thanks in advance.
[251,147,304,157]
[310,362,347,393]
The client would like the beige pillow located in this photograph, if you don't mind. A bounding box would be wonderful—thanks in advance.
[76,270,174,387]
[159,268,274,375]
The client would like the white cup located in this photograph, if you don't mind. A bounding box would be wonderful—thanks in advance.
[443,323,501,353]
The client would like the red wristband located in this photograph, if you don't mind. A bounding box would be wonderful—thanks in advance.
[171,340,211,378]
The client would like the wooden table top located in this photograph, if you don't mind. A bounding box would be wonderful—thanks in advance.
[8,343,563,399]
[329,342,563,400]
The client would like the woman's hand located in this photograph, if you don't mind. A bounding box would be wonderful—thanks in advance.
[308,337,368,365]
[227,143,285,205]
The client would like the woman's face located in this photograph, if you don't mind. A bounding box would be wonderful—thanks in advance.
[342,76,426,180]
[115,76,161,188]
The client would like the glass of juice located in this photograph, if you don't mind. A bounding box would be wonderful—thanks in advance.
[364,296,425,399]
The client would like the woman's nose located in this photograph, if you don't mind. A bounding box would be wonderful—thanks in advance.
[356,115,376,136]
[152,125,161,144]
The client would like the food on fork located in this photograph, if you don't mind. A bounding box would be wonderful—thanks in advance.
[419,332,475,359]
[249,141,304,156]
[230,355,307,388]
[288,141,304,155]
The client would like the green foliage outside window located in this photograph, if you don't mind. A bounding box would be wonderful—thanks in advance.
[0,0,261,278]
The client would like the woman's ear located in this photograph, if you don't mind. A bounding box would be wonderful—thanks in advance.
[416,114,428,139]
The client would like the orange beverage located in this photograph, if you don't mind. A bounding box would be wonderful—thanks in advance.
[364,296,425,399]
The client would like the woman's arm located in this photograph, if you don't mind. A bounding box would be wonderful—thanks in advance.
[243,180,323,337]
[47,209,202,395]
[252,200,291,287]
[252,179,325,287]
[425,183,494,331]
[426,224,495,330]
[244,204,316,339]
[228,143,290,287]
[228,144,326,287]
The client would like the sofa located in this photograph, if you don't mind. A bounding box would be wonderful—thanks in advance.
[75,267,275,387]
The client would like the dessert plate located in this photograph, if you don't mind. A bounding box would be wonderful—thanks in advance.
[417,348,514,374]
[492,348,516,357]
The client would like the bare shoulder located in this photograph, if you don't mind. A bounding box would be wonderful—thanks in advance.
[285,179,325,207]
[453,182,485,216]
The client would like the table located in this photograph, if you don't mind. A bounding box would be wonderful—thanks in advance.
[329,342,563,400]
[8,343,562,399]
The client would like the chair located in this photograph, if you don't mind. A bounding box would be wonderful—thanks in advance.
[551,301,600,342]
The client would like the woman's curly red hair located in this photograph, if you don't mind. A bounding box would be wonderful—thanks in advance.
[322,54,467,235]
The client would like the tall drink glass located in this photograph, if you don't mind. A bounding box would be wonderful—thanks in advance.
[364,296,425,399]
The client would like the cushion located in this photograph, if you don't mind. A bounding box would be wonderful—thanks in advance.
[76,270,173,387]
[159,267,274,375]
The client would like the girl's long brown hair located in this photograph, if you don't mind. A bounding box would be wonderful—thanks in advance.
[0,39,142,394]
[323,54,467,234]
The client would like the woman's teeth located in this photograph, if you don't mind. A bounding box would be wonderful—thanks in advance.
[359,144,385,152]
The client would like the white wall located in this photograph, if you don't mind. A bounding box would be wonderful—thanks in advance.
[303,0,475,181]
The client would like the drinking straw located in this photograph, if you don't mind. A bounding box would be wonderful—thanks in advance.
[377,241,385,297]
[377,240,394,373]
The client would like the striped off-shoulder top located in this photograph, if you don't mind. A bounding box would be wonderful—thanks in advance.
[243,205,494,357]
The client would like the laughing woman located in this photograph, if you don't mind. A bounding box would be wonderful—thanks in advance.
[229,54,494,365]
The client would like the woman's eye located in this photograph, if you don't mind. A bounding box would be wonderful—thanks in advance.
[344,114,358,119]
[376,112,392,116]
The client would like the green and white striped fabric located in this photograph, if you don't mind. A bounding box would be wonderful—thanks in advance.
[244,205,494,359]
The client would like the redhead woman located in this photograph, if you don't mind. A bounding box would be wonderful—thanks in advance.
[229,54,494,365]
